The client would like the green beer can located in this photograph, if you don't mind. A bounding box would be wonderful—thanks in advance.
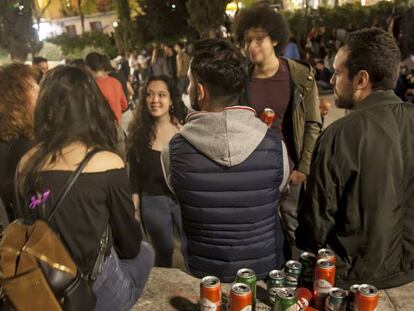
[284,260,303,290]
[274,287,297,311]
[236,268,257,308]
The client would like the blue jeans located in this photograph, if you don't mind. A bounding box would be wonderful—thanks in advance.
[141,195,182,267]
[92,242,154,311]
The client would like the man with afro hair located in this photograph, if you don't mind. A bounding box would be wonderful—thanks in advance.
[233,4,322,246]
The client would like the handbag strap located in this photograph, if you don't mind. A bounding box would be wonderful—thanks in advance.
[47,148,100,222]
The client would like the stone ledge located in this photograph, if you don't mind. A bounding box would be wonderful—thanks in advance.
[133,267,413,310]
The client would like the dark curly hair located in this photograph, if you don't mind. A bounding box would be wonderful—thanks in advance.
[344,28,401,91]
[233,4,289,55]
[128,75,187,158]
[0,63,36,141]
[191,38,247,104]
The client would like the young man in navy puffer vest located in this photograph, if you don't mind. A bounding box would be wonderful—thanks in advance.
[161,39,290,282]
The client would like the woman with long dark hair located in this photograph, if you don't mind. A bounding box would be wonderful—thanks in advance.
[128,75,187,267]
[17,65,153,311]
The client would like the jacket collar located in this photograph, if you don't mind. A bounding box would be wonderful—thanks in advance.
[354,90,403,111]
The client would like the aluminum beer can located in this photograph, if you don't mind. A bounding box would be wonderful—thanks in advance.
[284,260,303,290]
[236,268,257,308]
[299,252,316,290]
[260,108,276,127]
[296,287,312,309]
[355,284,378,311]
[325,287,348,311]
[313,258,336,308]
[274,287,298,311]
[317,248,336,265]
[347,284,360,311]
[268,270,286,304]
[268,270,286,289]
[230,283,252,311]
[200,276,221,311]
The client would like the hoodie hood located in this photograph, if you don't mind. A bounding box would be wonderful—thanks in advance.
[180,106,268,167]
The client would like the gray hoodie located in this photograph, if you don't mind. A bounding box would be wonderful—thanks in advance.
[161,107,289,191]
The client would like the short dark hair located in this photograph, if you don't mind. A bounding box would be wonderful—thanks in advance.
[344,28,401,90]
[233,4,289,55]
[190,38,247,104]
[32,56,48,65]
[85,52,105,71]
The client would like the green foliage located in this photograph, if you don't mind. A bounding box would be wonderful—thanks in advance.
[186,0,231,38]
[37,42,63,61]
[0,0,40,61]
[284,1,397,39]
[133,0,193,44]
[48,31,117,58]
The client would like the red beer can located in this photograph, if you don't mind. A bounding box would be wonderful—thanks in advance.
[296,287,312,308]
[260,108,276,127]
[230,283,252,311]
[355,284,378,311]
[200,276,221,311]
[317,248,336,265]
[313,258,336,308]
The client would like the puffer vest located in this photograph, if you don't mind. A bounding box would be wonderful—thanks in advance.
[169,129,286,282]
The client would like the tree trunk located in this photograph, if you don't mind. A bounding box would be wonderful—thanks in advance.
[77,0,85,34]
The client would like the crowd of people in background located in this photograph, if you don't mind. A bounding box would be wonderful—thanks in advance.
[0,3,414,311]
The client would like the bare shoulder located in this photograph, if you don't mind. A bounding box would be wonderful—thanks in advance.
[84,151,125,172]
[18,147,38,172]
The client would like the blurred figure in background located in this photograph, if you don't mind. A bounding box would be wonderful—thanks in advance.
[174,43,190,97]
[0,63,38,220]
[32,56,49,83]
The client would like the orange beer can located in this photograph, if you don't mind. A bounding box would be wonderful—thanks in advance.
[313,258,336,308]
[230,283,252,311]
[200,276,221,311]
[355,284,379,311]
[317,248,336,265]
[260,108,276,127]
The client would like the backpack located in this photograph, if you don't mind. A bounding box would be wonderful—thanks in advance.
[0,149,109,310]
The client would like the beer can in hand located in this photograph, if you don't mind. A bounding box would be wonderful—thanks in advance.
[260,108,276,127]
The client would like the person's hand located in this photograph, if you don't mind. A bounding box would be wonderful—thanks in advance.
[405,88,414,103]
[289,170,307,185]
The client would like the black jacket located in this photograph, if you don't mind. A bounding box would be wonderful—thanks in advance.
[296,91,414,289]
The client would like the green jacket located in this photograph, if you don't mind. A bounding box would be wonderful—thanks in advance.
[285,59,322,175]
[296,91,414,289]
[245,59,322,175]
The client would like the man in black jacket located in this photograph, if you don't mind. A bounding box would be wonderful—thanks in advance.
[296,28,414,289]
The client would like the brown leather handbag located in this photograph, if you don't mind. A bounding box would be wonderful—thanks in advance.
[0,149,107,311]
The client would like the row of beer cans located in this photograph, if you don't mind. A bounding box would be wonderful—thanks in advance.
[199,248,379,311]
